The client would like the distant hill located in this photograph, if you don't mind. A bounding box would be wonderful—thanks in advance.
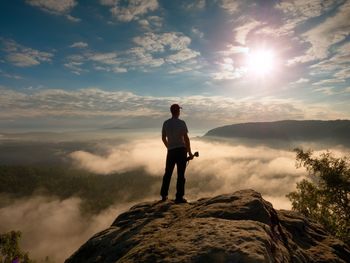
[205,120,350,145]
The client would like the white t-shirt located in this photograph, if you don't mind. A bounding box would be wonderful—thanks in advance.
[162,118,188,150]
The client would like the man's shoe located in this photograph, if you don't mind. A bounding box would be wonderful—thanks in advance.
[161,196,168,202]
[175,198,187,204]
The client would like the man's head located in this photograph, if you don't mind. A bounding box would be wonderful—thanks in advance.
[170,104,181,117]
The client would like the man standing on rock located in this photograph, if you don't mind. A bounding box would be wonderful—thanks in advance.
[160,104,193,203]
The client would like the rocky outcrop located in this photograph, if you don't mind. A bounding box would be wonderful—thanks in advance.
[65,190,350,263]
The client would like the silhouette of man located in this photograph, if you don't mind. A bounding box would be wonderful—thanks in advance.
[160,104,193,203]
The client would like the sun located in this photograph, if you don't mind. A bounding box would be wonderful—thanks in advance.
[246,49,275,76]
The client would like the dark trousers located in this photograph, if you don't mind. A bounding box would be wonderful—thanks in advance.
[160,147,187,199]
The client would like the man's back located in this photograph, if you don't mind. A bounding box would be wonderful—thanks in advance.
[162,118,188,150]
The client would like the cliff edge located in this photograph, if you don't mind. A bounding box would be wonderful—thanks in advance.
[65,189,350,263]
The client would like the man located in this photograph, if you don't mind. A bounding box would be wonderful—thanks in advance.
[160,104,193,203]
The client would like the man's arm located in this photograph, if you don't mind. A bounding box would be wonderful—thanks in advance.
[184,133,193,157]
[162,130,168,148]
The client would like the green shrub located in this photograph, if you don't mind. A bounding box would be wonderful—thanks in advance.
[287,148,350,243]
[0,231,34,263]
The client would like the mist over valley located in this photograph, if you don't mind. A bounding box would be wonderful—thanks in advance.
[1,124,349,262]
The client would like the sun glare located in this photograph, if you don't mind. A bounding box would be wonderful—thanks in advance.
[246,49,275,76]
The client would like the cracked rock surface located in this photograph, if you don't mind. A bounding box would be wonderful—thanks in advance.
[66,189,350,263]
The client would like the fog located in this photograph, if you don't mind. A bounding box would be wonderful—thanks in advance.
[0,131,349,262]
[69,137,308,206]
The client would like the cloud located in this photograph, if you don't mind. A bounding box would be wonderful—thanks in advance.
[1,87,348,128]
[1,38,54,67]
[25,0,79,21]
[184,0,206,10]
[218,44,249,56]
[212,68,245,80]
[101,0,159,22]
[276,0,340,20]
[68,136,321,208]
[88,52,119,64]
[133,32,192,52]
[234,20,263,45]
[138,16,163,30]
[0,70,23,80]
[66,14,81,22]
[294,78,309,84]
[0,196,129,262]
[1,134,349,262]
[309,42,350,81]
[275,0,342,35]
[312,78,345,86]
[129,32,200,70]
[70,42,88,48]
[64,32,200,74]
[65,51,124,74]
[219,0,240,14]
[287,1,350,65]
[166,48,200,64]
[191,27,204,39]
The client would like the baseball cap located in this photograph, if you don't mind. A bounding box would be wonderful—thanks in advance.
[170,104,182,114]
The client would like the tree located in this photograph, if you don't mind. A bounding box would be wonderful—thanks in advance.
[0,231,34,263]
[287,148,350,243]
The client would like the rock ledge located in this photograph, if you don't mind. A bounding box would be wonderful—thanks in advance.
[66,189,350,263]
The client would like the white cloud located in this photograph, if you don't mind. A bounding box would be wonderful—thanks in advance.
[309,42,350,80]
[101,0,159,22]
[0,70,23,80]
[191,27,204,38]
[184,0,206,10]
[234,20,262,45]
[219,0,240,13]
[166,48,200,64]
[88,52,119,64]
[334,68,350,79]
[218,44,249,56]
[294,78,309,84]
[138,19,150,28]
[0,196,129,263]
[127,32,200,70]
[66,14,81,22]
[113,66,128,73]
[26,0,77,15]
[68,136,330,209]
[275,0,342,35]
[133,32,191,52]
[138,16,163,30]
[125,47,165,68]
[313,87,337,95]
[64,31,200,74]
[312,78,345,86]
[70,42,88,48]
[1,87,348,127]
[277,0,341,20]
[287,1,350,65]
[212,68,245,80]
[6,53,40,67]
[1,38,53,67]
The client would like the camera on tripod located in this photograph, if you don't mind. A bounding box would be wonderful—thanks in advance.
[187,151,199,161]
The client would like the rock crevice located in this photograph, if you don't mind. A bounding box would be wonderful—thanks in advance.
[66,189,350,263]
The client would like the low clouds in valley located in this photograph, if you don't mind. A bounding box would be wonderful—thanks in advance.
[1,132,349,262]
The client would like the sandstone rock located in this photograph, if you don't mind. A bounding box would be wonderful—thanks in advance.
[65,189,350,263]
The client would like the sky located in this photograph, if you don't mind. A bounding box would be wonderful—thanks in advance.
[0,0,350,131]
